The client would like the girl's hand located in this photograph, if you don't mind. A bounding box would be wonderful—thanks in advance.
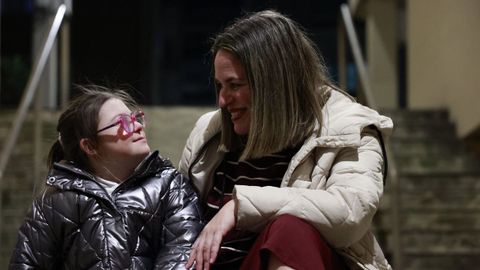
[186,200,236,270]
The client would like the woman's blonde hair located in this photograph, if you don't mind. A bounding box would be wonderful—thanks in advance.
[212,10,333,160]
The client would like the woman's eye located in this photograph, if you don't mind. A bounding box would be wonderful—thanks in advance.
[231,83,241,90]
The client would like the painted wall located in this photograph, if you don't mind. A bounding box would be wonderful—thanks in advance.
[407,0,480,137]
[367,0,398,109]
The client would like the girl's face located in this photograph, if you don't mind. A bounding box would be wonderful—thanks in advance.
[95,98,150,167]
[215,49,251,135]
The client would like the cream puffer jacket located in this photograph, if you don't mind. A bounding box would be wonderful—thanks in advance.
[179,90,393,270]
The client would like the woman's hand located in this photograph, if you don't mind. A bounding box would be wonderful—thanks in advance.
[186,200,236,270]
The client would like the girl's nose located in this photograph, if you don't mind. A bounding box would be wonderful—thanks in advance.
[133,120,144,133]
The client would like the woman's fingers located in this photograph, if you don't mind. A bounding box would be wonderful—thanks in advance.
[209,231,223,263]
[196,235,207,270]
[201,231,213,269]
[188,229,216,270]
[185,241,198,269]
[187,201,237,269]
[192,228,223,269]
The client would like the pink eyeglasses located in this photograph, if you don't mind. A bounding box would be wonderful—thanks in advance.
[97,111,145,135]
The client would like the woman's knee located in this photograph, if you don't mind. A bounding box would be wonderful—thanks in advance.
[268,214,320,236]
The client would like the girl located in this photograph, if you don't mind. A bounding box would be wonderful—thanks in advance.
[10,86,203,269]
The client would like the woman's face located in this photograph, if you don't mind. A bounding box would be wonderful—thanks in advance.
[95,98,150,165]
[215,49,251,135]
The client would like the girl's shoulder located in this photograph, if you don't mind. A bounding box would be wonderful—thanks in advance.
[135,151,176,177]
[137,152,184,185]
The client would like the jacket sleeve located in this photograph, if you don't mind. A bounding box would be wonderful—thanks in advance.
[9,192,59,269]
[178,131,193,177]
[233,127,385,248]
[154,171,204,270]
[178,110,219,177]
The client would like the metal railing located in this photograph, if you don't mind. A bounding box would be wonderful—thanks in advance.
[337,3,402,269]
[0,4,66,247]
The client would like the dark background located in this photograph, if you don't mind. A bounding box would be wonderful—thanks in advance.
[1,0,349,107]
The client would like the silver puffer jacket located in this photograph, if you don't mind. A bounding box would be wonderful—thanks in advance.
[9,151,203,270]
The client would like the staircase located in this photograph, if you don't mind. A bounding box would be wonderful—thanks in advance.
[377,109,480,269]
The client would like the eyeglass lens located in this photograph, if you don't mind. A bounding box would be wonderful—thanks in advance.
[120,112,144,134]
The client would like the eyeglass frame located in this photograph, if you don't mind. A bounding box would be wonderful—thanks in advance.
[96,110,145,135]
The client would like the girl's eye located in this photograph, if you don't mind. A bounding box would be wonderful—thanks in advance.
[118,115,129,122]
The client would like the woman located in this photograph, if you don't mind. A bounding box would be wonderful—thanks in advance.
[10,86,203,269]
[180,10,392,270]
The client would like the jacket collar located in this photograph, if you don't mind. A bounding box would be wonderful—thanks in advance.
[46,151,168,195]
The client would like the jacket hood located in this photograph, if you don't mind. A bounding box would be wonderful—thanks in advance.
[312,90,394,148]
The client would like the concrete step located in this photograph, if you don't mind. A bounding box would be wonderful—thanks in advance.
[377,109,480,270]
[399,172,480,190]
[391,121,456,140]
[390,137,470,157]
[395,154,480,174]
[401,231,480,254]
[379,190,480,212]
[402,254,480,270]
[382,109,449,124]
[374,209,480,232]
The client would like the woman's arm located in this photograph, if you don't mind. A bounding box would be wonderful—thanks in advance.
[154,172,204,270]
[233,127,385,248]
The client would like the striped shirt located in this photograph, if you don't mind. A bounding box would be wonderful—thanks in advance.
[205,146,298,268]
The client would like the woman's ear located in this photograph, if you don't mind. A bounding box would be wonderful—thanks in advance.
[79,138,97,156]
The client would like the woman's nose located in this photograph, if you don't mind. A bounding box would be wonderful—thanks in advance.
[218,89,231,108]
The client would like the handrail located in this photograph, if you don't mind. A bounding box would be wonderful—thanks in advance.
[338,3,402,270]
[0,4,66,246]
[340,4,376,109]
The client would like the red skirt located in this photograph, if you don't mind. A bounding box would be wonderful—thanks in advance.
[240,214,348,270]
